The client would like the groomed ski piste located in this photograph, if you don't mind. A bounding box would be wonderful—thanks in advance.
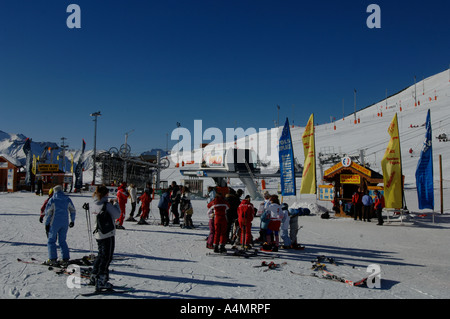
[1,69,450,300]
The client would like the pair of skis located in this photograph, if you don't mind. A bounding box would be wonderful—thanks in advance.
[291,255,368,287]
[206,248,280,259]
[17,257,92,278]
[79,286,135,297]
[290,269,368,287]
[18,257,135,297]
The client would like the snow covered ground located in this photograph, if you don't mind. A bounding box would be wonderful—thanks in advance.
[1,70,450,305]
[1,188,449,301]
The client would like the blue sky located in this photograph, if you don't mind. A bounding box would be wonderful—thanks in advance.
[1,0,449,154]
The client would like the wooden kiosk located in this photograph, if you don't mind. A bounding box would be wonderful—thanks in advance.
[321,157,383,217]
[0,156,20,192]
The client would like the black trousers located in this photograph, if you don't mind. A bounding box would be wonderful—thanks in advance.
[92,236,115,277]
[171,203,180,223]
[363,205,371,221]
[159,208,169,226]
[354,204,362,220]
[376,207,384,224]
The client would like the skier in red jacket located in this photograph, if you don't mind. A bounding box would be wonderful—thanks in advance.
[207,193,230,253]
[137,189,152,225]
[237,195,254,249]
[115,183,129,229]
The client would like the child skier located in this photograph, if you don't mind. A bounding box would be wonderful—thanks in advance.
[137,187,152,225]
[237,195,254,249]
[180,187,194,228]
[265,195,283,252]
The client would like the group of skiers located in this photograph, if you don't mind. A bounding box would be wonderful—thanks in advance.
[206,187,303,254]
[351,187,385,225]
[157,181,194,228]
[114,182,154,227]
[38,182,304,291]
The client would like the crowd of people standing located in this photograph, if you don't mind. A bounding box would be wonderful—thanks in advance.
[38,182,306,290]
[205,187,304,254]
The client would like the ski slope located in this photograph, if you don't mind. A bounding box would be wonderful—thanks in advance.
[0,69,450,302]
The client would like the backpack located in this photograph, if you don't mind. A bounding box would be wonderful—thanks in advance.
[93,203,115,235]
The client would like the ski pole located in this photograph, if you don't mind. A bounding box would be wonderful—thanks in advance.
[82,203,94,259]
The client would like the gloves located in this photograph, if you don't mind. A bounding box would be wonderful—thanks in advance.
[45,224,50,234]
[69,222,74,228]
[39,216,44,223]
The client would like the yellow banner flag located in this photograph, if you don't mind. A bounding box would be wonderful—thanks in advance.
[381,113,403,209]
[32,155,36,175]
[300,114,316,194]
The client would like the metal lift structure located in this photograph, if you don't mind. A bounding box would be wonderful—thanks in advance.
[179,147,303,199]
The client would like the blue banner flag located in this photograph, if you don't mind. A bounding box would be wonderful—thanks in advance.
[279,118,296,196]
[415,109,434,210]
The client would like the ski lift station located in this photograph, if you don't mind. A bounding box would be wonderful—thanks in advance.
[179,147,303,199]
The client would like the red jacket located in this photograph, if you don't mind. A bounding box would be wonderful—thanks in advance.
[374,194,385,209]
[138,192,152,214]
[207,197,229,218]
[117,186,128,204]
[237,199,254,225]
[352,192,363,205]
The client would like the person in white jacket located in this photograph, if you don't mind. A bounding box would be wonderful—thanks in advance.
[90,185,121,290]
[126,184,138,221]
[265,195,283,252]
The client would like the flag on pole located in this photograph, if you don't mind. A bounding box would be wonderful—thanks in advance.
[381,113,403,209]
[74,139,86,190]
[415,109,434,210]
[23,138,32,186]
[300,114,316,194]
[279,118,296,196]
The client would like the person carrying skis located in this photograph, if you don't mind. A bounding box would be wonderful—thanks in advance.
[237,195,254,249]
[90,185,121,290]
[137,187,152,225]
[115,182,128,229]
[44,185,76,266]
[207,193,230,253]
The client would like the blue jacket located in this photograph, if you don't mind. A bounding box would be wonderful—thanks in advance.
[260,210,270,230]
[158,192,171,209]
[45,190,76,228]
[362,194,373,207]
